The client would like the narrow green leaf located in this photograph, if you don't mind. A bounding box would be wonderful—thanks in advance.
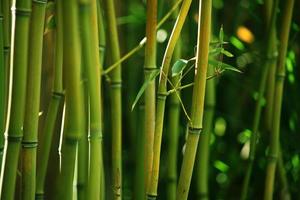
[208,59,242,73]
[221,49,234,57]
[131,69,160,111]
[219,25,224,43]
[171,59,188,77]
[209,47,223,57]
[214,160,229,172]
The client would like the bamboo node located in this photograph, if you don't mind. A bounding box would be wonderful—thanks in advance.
[157,92,168,100]
[52,91,64,99]
[188,126,203,135]
[110,81,122,88]
[22,141,38,148]
[3,46,10,53]
[144,67,157,71]
[33,0,47,4]
[12,7,31,17]
[35,193,44,199]
[6,135,23,142]
[147,194,157,200]
[266,154,278,162]
[276,73,286,81]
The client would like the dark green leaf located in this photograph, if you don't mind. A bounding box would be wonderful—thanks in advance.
[131,69,160,111]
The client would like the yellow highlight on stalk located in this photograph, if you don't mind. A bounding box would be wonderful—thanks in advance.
[237,26,254,44]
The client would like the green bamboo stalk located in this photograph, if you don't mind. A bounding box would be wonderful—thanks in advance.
[144,0,157,194]
[77,84,88,199]
[240,1,279,199]
[35,1,64,199]
[165,1,182,198]
[103,0,122,198]
[96,1,106,199]
[21,0,47,199]
[264,0,277,135]
[176,0,212,199]
[79,0,103,199]
[0,2,5,165]
[147,0,192,199]
[195,63,215,200]
[166,54,182,200]
[277,146,290,200]
[56,0,85,199]
[1,0,11,130]
[264,0,294,199]
[134,101,145,200]
[0,0,31,199]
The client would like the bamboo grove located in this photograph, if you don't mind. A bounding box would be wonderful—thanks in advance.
[0,0,299,199]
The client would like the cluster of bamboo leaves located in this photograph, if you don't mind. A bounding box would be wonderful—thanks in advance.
[0,0,297,199]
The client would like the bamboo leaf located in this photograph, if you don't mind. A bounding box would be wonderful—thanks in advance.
[208,59,242,73]
[171,59,188,77]
[131,69,160,111]
[219,25,224,43]
[221,49,234,57]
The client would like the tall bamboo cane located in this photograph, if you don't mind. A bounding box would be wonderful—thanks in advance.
[165,1,182,197]
[195,64,215,200]
[144,0,157,194]
[57,0,85,199]
[35,1,64,199]
[79,0,103,199]
[240,0,279,199]
[0,0,31,199]
[96,1,106,199]
[103,0,122,198]
[0,2,5,165]
[22,0,47,199]
[176,0,212,199]
[264,0,294,199]
[147,0,192,199]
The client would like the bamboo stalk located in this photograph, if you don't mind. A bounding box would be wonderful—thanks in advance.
[147,0,192,199]
[21,0,47,199]
[144,0,157,194]
[96,1,106,199]
[103,0,122,198]
[35,1,64,199]
[165,1,182,197]
[264,0,294,199]
[56,0,85,199]
[195,64,215,200]
[79,0,103,199]
[0,0,32,199]
[240,1,279,199]
[176,0,212,199]
[0,2,5,164]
